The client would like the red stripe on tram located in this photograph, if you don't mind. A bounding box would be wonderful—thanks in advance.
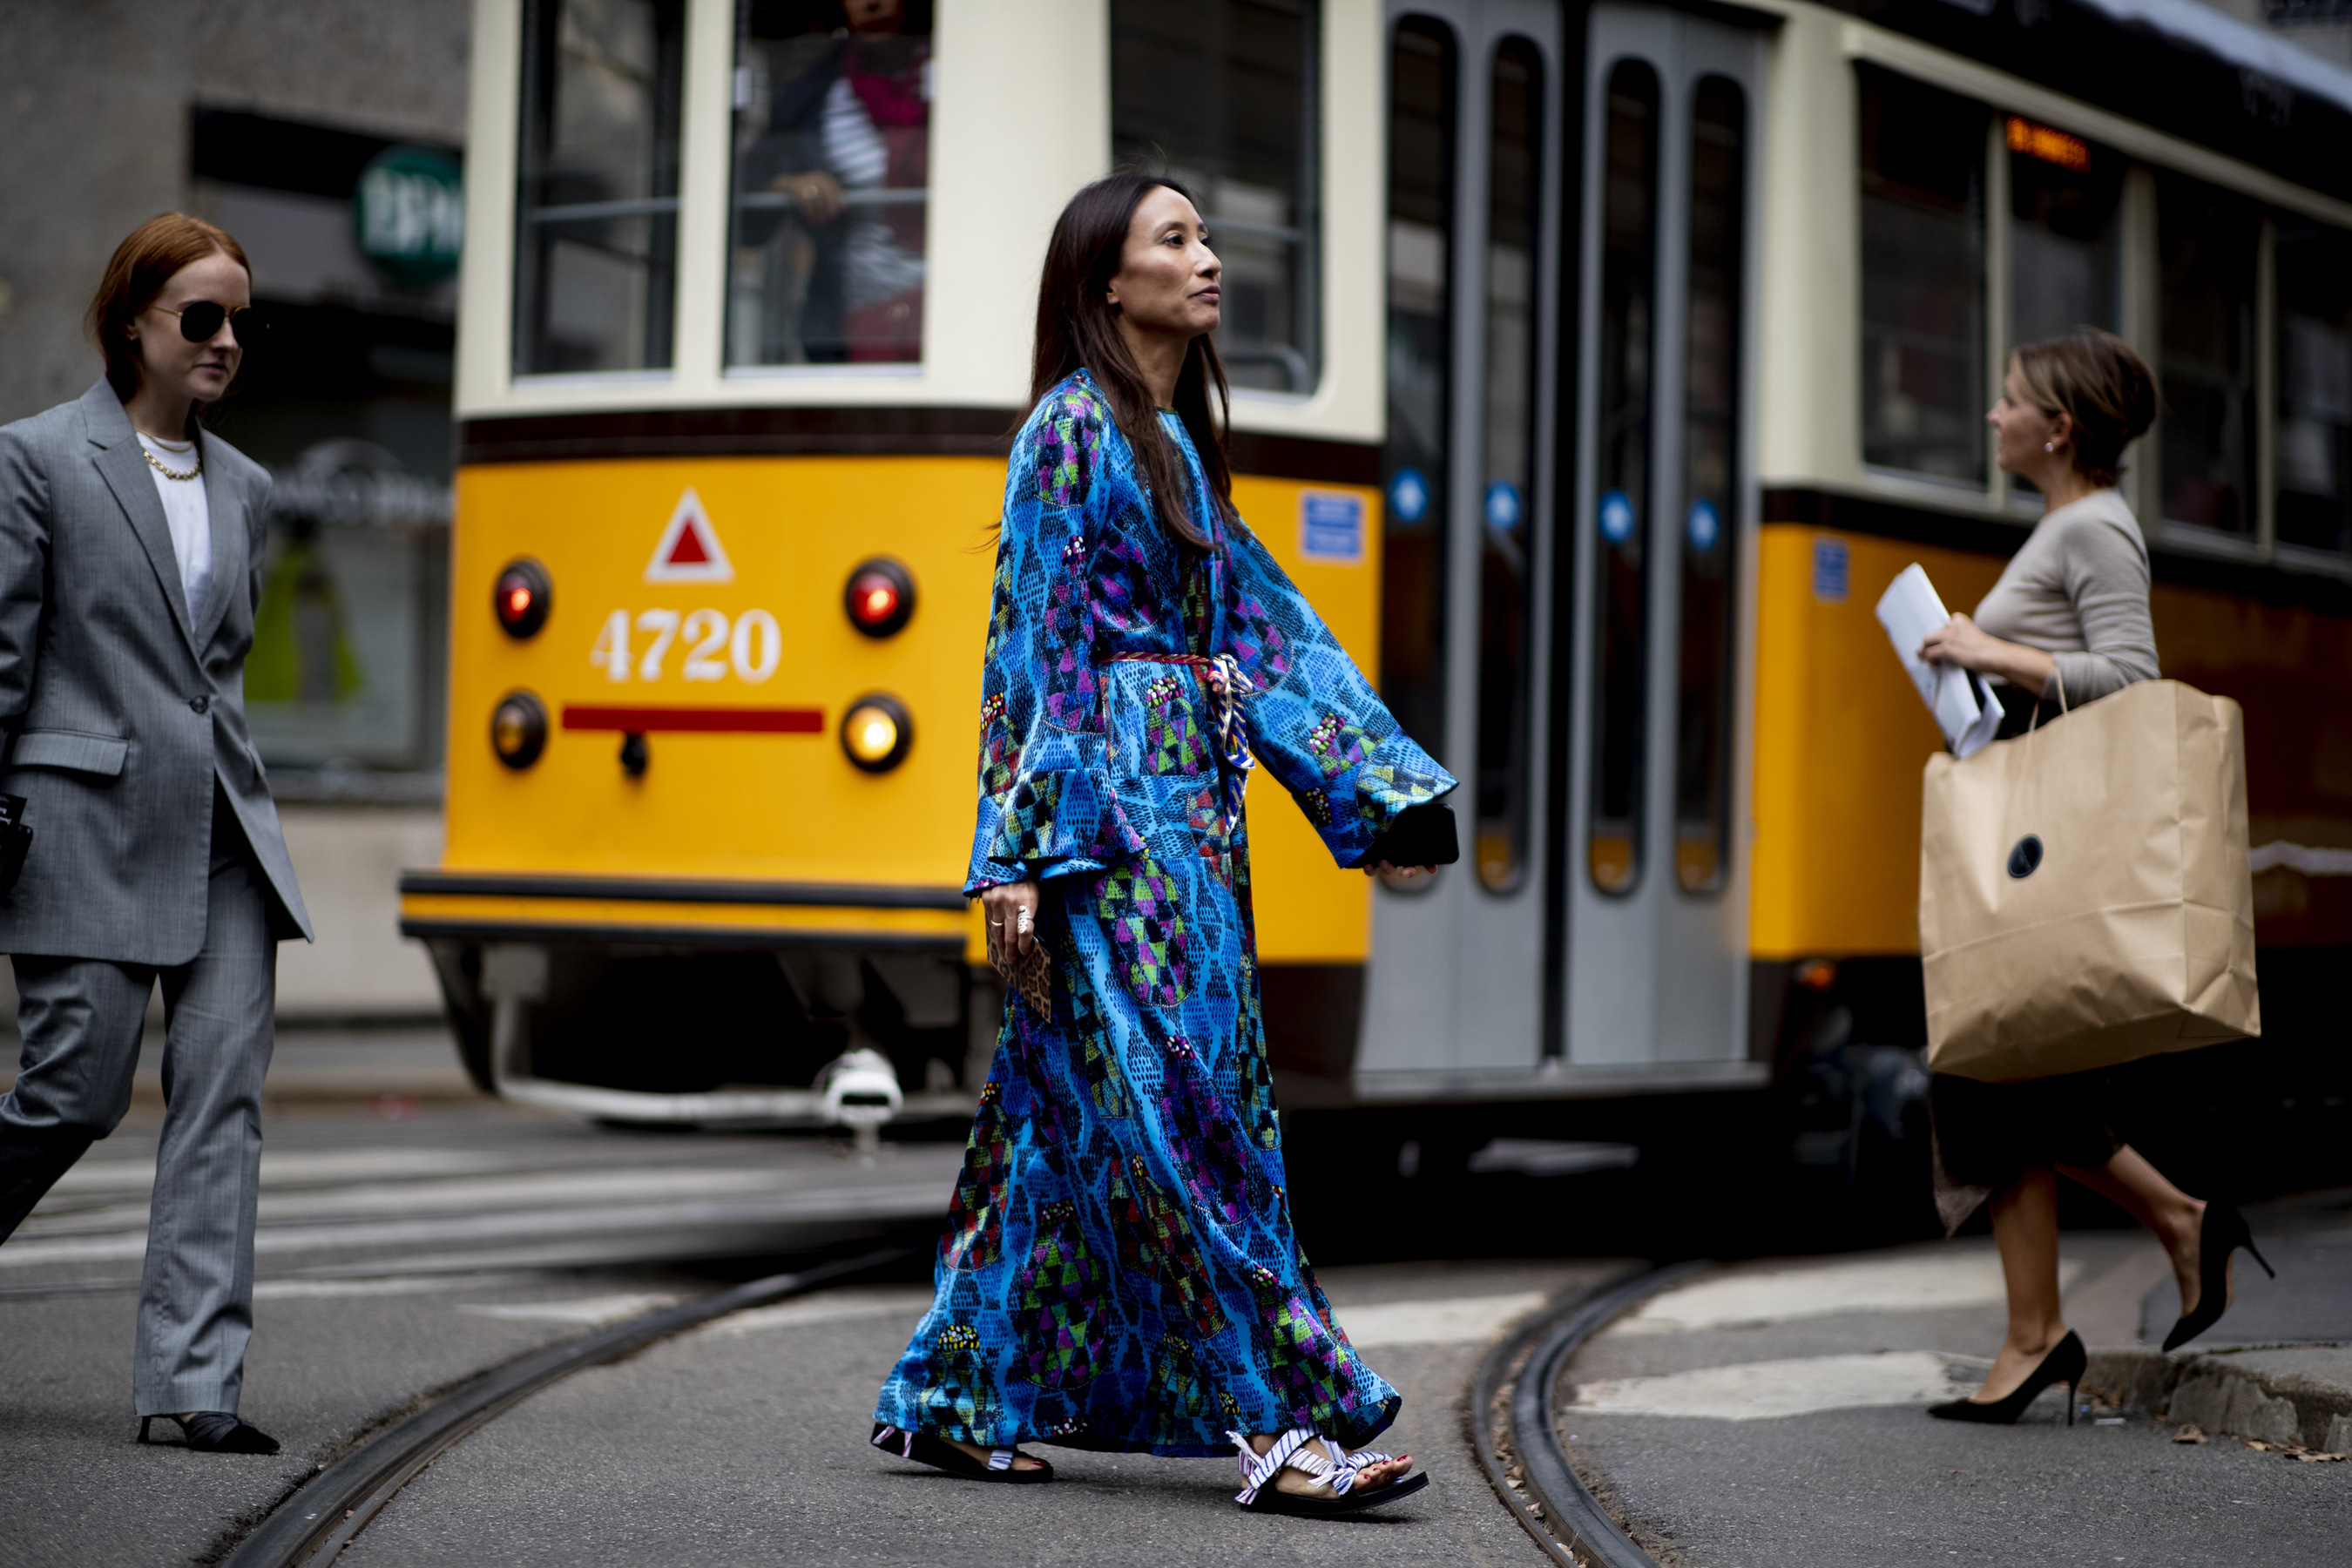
[561,706,824,733]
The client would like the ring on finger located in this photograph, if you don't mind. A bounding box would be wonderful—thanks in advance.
[1015,908,1033,935]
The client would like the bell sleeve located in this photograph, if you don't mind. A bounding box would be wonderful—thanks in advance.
[1220,526,1456,869]
[964,389,1142,894]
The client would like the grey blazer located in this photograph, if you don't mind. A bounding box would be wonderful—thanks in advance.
[0,381,312,965]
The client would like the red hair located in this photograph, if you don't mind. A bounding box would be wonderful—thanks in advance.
[84,213,253,409]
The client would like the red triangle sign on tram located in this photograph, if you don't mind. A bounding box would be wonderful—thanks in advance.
[644,488,734,584]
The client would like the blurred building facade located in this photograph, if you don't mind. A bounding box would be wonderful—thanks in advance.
[0,0,2346,1023]
[0,0,473,1019]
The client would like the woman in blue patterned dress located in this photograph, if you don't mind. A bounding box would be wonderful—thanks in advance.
[870,173,1456,1517]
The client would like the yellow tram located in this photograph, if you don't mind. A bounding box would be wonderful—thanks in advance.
[407,0,2352,1169]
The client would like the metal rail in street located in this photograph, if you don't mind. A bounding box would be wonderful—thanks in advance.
[220,1246,915,1568]
[1472,1260,1715,1568]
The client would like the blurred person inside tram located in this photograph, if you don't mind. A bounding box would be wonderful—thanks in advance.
[0,214,313,1454]
[1913,328,2271,1425]
[867,172,1459,1515]
[741,0,930,362]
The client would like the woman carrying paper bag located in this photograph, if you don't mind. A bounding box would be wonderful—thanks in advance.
[1912,330,2269,1426]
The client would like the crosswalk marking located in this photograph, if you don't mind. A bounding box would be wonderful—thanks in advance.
[1615,1251,2086,1333]
[1,1179,950,1268]
[1565,1351,1980,1420]
[1332,1290,1551,1348]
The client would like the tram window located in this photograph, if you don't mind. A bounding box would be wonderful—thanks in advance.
[1856,66,1985,486]
[1382,17,1456,775]
[2156,172,2260,536]
[1588,58,1659,899]
[2007,124,2122,353]
[514,0,686,375]
[2275,221,2352,557]
[1475,37,1544,896]
[1112,0,1319,394]
[1674,78,1744,897]
[726,0,933,367]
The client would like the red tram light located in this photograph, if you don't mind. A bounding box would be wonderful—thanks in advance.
[842,556,916,638]
[493,558,552,639]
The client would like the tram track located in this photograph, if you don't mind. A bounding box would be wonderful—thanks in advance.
[219,1246,914,1568]
[1475,1260,1713,1568]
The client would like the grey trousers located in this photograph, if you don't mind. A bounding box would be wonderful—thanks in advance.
[0,817,277,1416]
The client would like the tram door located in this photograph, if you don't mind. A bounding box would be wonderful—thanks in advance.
[1562,5,1762,1066]
[1363,1,1567,1074]
[1362,3,1761,1078]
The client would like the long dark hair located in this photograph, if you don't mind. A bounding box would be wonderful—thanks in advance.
[1031,172,1235,549]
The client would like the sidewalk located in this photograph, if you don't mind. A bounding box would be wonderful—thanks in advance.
[1554,1188,2352,1566]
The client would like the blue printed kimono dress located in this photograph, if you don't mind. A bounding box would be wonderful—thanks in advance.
[873,370,1456,1457]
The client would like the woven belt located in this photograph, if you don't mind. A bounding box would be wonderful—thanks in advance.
[1100,652,1257,835]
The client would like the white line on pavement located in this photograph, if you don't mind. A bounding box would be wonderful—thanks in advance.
[1613,1250,2086,1332]
[0,1182,950,1267]
[24,1166,811,1235]
[462,1293,686,1325]
[1335,1290,1552,1348]
[256,1272,547,1301]
[49,1148,519,1194]
[689,1286,1558,1346]
[696,1285,936,1335]
[1565,1351,1978,1420]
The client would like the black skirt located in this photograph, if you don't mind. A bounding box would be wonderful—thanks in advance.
[1930,1068,2121,1193]
[1926,680,2119,1213]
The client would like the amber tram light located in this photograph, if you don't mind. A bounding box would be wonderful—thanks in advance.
[490,691,549,769]
[493,558,552,639]
[840,693,913,774]
[842,557,916,638]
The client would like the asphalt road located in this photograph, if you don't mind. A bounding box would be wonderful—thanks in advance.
[0,1062,964,1568]
[9,1031,2348,1568]
[333,1258,1614,1568]
[0,1049,1609,1568]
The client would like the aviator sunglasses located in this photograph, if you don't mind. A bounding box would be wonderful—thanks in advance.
[153,301,264,342]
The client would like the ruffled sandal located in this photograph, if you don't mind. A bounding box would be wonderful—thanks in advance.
[1229,1428,1427,1517]
[869,1422,1054,1484]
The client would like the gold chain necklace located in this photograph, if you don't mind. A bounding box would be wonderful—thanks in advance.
[142,443,201,482]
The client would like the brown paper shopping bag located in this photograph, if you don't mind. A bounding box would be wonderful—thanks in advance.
[1919,679,2260,1083]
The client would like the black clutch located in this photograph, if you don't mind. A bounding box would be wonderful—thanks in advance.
[0,794,30,892]
[1356,801,1458,869]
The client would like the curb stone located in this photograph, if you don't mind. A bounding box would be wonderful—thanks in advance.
[2085,1345,2352,1451]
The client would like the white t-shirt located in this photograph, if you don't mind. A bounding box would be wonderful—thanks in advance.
[137,432,213,618]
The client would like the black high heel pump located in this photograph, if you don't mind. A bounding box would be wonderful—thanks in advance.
[1928,1330,2086,1426]
[2163,1200,2274,1352]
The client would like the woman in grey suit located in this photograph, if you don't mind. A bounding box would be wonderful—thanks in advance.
[0,214,313,1453]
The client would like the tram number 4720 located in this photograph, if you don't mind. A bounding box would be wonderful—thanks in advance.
[591,608,784,684]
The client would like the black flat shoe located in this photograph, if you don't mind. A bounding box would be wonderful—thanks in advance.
[2163,1200,2274,1352]
[139,1412,281,1454]
[870,1422,1052,1484]
[1928,1331,2086,1426]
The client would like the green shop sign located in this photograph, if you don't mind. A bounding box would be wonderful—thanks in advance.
[354,145,463,288]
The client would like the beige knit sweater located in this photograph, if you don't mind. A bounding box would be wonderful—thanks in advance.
[1971,488,2160,702]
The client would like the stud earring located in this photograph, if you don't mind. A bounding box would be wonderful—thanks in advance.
[2044,441,2055,453]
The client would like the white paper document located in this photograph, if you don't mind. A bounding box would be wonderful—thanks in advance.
[1875,564,2004,760]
